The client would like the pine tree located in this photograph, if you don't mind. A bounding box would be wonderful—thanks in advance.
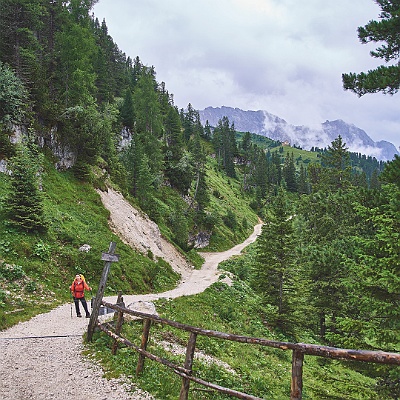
[253,148,268,202]
[320,136,352,191]
[213,117,237,178]
[132,71,163,177]
[189,131,207,205]
[120,89,134,130]
[5,145,47,233]
[380,154,400,187]
[164,106,192,193]
[203,120,212,141]
[343,0,400,95]
[298,164,310,194]
[0,61,28,127]
[283,152,297,192]
[252,187,296,330]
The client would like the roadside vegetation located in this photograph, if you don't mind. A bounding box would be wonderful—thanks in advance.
[1,1,399,398]
[86,253,379,399]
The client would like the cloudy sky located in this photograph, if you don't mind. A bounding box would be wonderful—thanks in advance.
[93,0,400,151]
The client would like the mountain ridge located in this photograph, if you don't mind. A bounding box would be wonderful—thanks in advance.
[199,106,399,161]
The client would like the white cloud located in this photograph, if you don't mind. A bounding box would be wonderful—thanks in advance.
[94,0,400,151]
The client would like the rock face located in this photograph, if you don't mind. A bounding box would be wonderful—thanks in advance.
[199,106,399,161]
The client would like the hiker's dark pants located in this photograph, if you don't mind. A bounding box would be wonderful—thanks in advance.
[73,297,89,316]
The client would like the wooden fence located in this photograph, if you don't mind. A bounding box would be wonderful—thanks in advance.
[89,297,400,400]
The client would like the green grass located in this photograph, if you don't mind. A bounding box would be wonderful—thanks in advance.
[86,278,379,399]
[235,131,321,169]
[0,151,258,330]
[0,158,180,330]
[85,242,381,399]
[202,159,259,251]
[272,145,321,167]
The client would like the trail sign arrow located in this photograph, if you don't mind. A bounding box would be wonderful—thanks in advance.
[101,252,120,262]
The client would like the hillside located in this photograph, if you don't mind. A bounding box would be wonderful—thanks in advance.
[0,190,262,400]
[0,2,399,398]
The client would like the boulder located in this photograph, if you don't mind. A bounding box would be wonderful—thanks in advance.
[124,301,158,321]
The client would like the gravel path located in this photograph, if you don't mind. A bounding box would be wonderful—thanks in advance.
[0,189,262,400]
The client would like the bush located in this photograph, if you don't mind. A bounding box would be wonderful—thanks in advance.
[25,281,38,293]
[33,241,52,261]
[0,263,25,281]
[222,209,237,229]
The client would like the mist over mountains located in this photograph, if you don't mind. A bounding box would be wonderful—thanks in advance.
[199,106,399,161]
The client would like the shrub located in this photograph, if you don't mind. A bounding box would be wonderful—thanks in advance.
[0,263,26,281]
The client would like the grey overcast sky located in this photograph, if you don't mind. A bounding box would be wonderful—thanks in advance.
[93,0,400,151]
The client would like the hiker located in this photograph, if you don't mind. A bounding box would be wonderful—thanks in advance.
[70,274,92,318]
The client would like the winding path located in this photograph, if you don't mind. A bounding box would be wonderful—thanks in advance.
[0,216,262,400]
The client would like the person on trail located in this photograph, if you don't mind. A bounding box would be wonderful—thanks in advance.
[70,274,92,318]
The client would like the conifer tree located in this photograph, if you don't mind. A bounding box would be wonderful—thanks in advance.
[189,132,208,208]
[351,183,400,349]
[6,145,47,233]
[253,148,268,202]
[343,0,400,95]
[320,136,352,191]
[213,117,237,178]
[298,164,310,194]
[252,187,296,330]
[380,154,400,187]
[283,152,297,192]
[121,134,144,197]
[120,89,134,131]
[203,120,212,141]
[164,106,192,193]
[133,71,163,177]
[0,61,28,127]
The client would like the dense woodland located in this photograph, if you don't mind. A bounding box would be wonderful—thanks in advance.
[0,0,399,397]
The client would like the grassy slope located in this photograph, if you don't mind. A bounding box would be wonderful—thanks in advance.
[0,153,258,330]
[87,250,379,400]
[203,158,259,251]
[0,157,180,329]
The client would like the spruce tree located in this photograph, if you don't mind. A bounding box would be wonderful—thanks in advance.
[252,187,296,330]
[320,136,352,191]
[120,89,134,131]
[6,145,47,233]
[283,152,297,192]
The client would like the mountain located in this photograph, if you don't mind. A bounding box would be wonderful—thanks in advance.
[199,106,399,161]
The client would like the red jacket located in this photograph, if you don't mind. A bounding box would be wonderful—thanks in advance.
[70,280,90,298]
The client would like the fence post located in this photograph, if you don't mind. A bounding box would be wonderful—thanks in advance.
[136,318,152,375]
[87,241,119,342]
[112,295,124,355]
[291,349,304,400]
[179,332,198,400]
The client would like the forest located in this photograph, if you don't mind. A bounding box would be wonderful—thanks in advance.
[0,0,399,398]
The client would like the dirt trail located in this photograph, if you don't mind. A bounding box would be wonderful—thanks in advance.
[0,188,262,400]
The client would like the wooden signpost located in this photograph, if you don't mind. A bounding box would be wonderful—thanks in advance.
[87,241,119,342]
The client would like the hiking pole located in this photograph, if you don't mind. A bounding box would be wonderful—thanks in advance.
[90,290,93,310]
[70,292,73,318]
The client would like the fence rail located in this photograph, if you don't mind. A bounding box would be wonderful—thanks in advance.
[91,299,400,400]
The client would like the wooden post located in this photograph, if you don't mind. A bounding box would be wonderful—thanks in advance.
[179,332,198,400]
[111,292,125,355]
[136,318,152,375]
[87,242,119,342]
[291,349,304,400]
